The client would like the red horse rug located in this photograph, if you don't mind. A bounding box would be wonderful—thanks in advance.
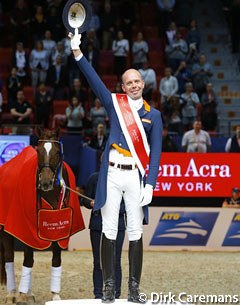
[0,146,85,249]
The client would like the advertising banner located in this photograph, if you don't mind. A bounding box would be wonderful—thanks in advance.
[152,153,240,197]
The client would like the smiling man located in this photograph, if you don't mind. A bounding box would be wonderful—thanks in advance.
[69,29,163,303]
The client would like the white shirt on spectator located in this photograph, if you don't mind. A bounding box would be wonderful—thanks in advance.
[182,129,211,152]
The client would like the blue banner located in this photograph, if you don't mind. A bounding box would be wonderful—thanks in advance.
[223,213,240,246]
[150,211,219,246]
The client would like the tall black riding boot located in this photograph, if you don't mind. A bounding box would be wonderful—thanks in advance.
[101,233,116,303]
[128,237,143,303]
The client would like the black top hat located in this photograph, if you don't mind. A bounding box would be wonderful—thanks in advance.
[62,0,92,34]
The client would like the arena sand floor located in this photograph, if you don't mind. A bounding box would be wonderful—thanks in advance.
[0,250,239,304]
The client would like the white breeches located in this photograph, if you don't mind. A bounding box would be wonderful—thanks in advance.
[101,163,144,241]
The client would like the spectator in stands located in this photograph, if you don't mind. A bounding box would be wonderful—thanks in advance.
[69,78,87,109]
[156,0,176,34]
[10,0,31,46]
[100,1,115,50]
[65,96,85,133]
[132,32,149,70]
[82,28,100,54]
[47,55,68,100]
[162,125,178,152]
[51,41,68,67]
[225,125,240,152]
[42,29,57,58]
[165,30,188,73]
[10,89,32,134]
[89,123,108,154]
[165,21,177,46]
[159,66,178,121]
[12,42,28,86]
[222,187,240,207]
[168,96,183,135]
[138,61,157,102]
[29,40,49,88]
[88,6,101,34]
[35,82,53,128]
[31,5,47,44]
[179,82,200,131]
[61,30,72,57]
[182,120,211,152]
[6,67,23,106]
[174,60,192,94]
[46,5,64,42]
[185,42,199,69]
[89,97,109,131]
[84,42,99,73]
[112,30,129,80]
[186,19,201,51]
[192,53,213,99]
[201,83,218,131]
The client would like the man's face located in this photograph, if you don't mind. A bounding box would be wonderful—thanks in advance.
[17,91,24,103]
[121,69,144,100]
[236,126,240,138]
[193,121,202,131]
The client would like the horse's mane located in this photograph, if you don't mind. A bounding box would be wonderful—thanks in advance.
[38,129,60,141]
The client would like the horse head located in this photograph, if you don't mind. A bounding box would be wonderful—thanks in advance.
[36,129,63,192]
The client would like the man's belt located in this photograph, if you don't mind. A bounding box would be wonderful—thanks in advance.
[109,161,137,170]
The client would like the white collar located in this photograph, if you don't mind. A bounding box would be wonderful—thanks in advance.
[128,96,143,111]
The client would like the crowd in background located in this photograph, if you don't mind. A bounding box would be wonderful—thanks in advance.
[0,0,239,153]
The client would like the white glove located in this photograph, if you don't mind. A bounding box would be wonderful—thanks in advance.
[139,184,153,207]
[68,28,81,50]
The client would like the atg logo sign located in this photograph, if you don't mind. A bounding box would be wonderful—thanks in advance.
[150,211,219,246]
[223,213,240,246]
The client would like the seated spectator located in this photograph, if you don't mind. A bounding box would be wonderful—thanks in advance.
[89,123,108,154]
[87,6,101,34]
[112,30,129,80]
[12,42,28,86]
[225,125,240,152]
[162,125,178,152]
[10,89,32,134]
[6,67,23,106]
[89,97,108,130]
[46,5,64,42]
[132,32,149,70]
[186,19,201,51]
[47,55,68,100]
[174,60,192,94]
[82,28,100,53]
[65,96,85,133]
[192,53,213,99]
[159,67,178,122]
[165,31,188,72]
[201,83,218,131]
[84,42,99,73]
[179,82,200,131]
[35,82,53,128]
[138,61,157,102]
[29,40,49,88]
[222,187,240,208]
[182,120,211,152]
[61,30,72,56]
[165,21,177,46]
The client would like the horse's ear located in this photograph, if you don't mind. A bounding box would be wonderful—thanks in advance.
[35,127,44,139]
[55,127,61,139]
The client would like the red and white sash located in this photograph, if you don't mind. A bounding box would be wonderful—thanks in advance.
[112,93,150,176]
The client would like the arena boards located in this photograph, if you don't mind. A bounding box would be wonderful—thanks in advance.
[46,300,194,305]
